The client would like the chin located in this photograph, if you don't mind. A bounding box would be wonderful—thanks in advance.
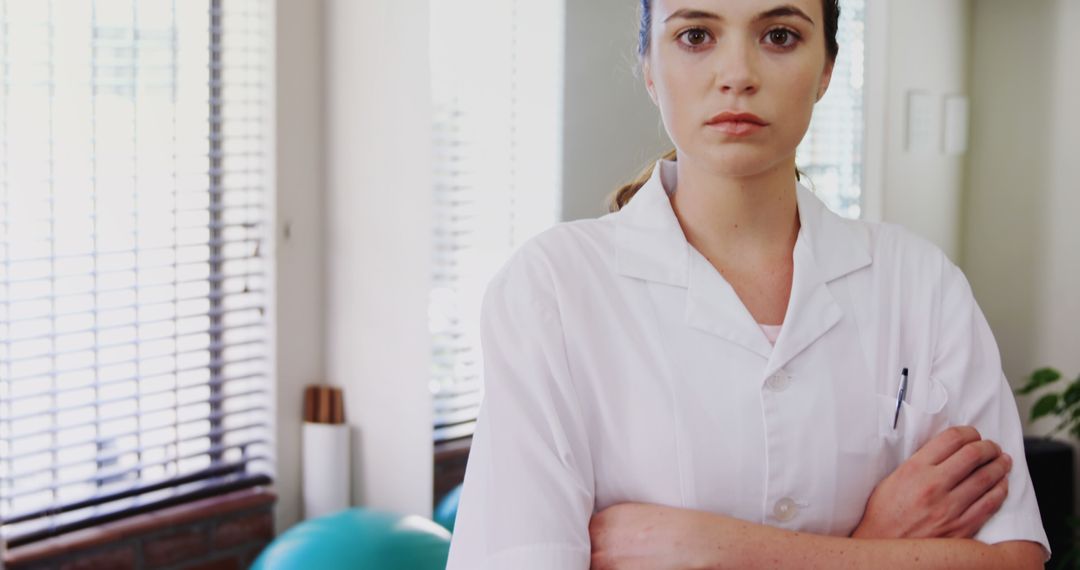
[695,144,787,179]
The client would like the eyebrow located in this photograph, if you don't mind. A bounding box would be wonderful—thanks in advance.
[663,4,816,27]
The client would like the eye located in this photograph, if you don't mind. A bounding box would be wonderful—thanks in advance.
[676,27,714,51]
[763,27,801,49]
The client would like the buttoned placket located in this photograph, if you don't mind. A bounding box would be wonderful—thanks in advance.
[760,364,812,524]
[756,208,868,526]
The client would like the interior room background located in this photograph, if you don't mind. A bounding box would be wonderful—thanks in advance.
[290,0,1080,530]
[0,0,1077,566]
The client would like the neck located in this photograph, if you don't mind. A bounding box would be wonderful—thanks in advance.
[667,155,800,265]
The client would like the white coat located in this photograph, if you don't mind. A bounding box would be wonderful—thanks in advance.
[445,158,1049,569]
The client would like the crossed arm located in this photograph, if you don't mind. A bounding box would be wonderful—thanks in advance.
[588,427,1045,570]
[589,504,1043,569]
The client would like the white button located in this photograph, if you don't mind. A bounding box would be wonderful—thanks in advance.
[773,497,798,521]
[765,373,791,392]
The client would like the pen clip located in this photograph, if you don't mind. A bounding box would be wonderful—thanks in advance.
[892,367,909,430]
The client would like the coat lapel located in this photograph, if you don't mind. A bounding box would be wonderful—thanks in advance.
[614,159,872,369]
[762,185,873,378]
[612,163,689,289]
[684,246,775,359]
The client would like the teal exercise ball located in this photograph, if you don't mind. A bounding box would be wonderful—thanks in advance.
[250,508,451,570]
[433,485,462,533]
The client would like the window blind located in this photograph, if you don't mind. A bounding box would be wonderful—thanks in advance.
[797,0,866,219]
[0,0,272,548]
[428,0,563,443]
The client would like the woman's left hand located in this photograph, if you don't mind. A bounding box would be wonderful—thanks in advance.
[588,502,724,570]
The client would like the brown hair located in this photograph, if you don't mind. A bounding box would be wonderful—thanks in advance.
[608,0,842,212]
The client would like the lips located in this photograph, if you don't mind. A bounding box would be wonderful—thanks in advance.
[706,111,768,126]
[706,111,768,136]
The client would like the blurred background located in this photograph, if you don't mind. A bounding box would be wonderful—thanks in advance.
[0,0,1077,568]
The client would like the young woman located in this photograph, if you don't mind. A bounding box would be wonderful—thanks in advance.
[446,0,1049,568]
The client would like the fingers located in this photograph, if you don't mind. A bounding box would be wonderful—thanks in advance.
[938,439,1003,489]
[913,426,982,466]
[950,476,1009,538]
[949,452,1012,514]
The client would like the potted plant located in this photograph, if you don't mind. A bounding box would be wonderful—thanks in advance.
[1017,367,1080,569]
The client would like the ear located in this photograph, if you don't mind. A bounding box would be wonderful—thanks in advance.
[642,57,658,106]
[816,59,834,102]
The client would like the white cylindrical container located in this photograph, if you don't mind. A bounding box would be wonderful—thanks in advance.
[302,421,351,519]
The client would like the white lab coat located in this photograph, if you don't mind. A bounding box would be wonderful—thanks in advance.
[445,158,1049,569]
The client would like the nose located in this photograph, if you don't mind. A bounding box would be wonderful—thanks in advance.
[716,40,760,95]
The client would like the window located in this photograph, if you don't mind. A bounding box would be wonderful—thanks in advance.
[0,0,272,548]
[428,0,564,443]
[797,0,866,219]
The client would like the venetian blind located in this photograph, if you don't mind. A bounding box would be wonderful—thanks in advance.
[797,0,866,219]
[0,0,273,548]
[428,0,563,443]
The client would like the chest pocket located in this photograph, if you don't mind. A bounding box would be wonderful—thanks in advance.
[876,370,950,473]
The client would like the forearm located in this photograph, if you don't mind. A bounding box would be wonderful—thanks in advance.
[690,511,1041,570]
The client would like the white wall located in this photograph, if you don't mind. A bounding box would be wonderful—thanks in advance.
[1036,0,1080,387]
[562,0,671,221]
[273,0,326,533]
[964,0,1080,423]
[274,0,436,533]
[879,0,971,261]
[323,0,435,518]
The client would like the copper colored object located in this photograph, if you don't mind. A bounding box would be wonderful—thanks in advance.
[303,385,345,424]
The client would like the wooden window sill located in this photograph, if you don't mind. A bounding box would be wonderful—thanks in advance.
[3,487,277,567]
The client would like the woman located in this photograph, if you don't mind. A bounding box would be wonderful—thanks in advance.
[446,0,1049,567]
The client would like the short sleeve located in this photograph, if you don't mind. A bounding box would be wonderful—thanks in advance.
[932,260,1051,561]
[445,248,595,570]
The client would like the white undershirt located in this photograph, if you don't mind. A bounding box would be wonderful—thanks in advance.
[759,323,782,345]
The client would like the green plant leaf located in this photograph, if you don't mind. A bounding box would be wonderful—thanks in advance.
[1018,367,1062,395]
[1032,393,1060,421]
[1066,381,1080,406]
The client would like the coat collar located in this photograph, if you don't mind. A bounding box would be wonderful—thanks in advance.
[614,158,872,374]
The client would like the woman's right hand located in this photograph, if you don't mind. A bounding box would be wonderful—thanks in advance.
[851,425,1012,540]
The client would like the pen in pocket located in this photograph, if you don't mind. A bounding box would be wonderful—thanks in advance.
[892,367,909,430]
